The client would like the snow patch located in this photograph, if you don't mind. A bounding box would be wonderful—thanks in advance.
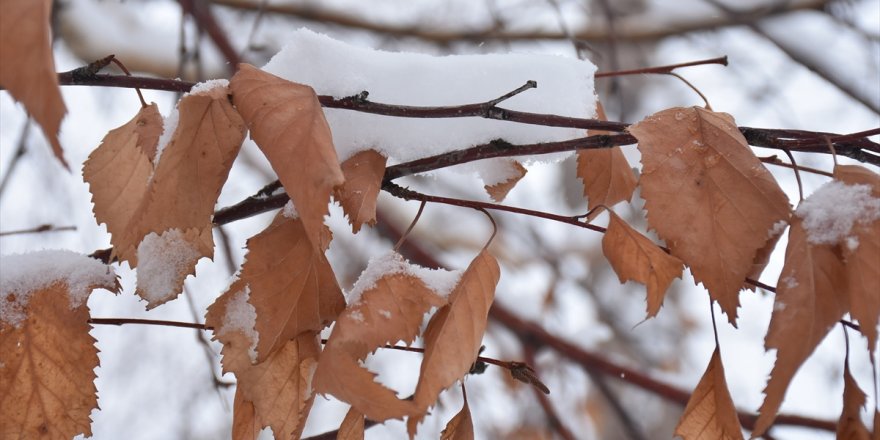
[153,105,180,171]
[282,200,299,219]
[0,250,116,327]
[349,310,365,323]
[186,78,229,96]
[136,229,201,304]
[263,28,597,183]
[218,287,259,362]
[795,181,880,245]
[768,220,788,238]
[346,251,462,305]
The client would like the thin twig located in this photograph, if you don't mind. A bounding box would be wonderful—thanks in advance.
[595,56,729,78]
[0,119,31,201]
[0,224,77,237]
[523,345,577,440]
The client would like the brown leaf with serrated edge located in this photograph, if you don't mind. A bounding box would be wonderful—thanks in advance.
[441,385,474,440]
[630,107,790,325]
[674,347,744,440]
[485,160,528,203]
[336,150,387,233]
[232,389,260,440]
[602,210,684,318]
[1,277,118,439]
[752,217,848,436]
[837,363,872,440]
[313,267,446,421]
[225,212,343,362]
[338,407,366,440]
[84,84,246,307]
[412,250,500,427]
[206,289,320,440]
[231,64,345,251]
[576,102,637,210]
[746,221,787,291]
[0,0,67,168]
[835,165,880,349]
[83,104,162,262]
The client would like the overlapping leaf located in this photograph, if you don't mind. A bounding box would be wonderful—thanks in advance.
[0,0,67,167]
[577,102,637,210]
[337,407,366,440]
[630,106,790,324]
[411,250,500,424]
[313,270,446,421]
[602,210,684,318]
[441,386,475,440]
[836,364,871,440]
[230,64,345,251]
[221,212,344,362]
[752,217,848,435]
[231,390,260,440]
[674,347,744,440]
[84,84,246,307]
[1,276,118,439]
[335,150,387,233]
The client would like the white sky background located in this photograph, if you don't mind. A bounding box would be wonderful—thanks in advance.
[1,0,879,439]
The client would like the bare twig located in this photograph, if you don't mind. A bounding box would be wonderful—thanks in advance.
[0,224,77,237]
[178,0,240,73]
[0,119,31,201]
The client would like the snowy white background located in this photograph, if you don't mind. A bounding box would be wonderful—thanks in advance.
[1,0,878,439]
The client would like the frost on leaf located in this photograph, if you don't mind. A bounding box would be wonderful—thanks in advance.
[337,407,366,440]
[629,106,790,324]
[602,211,684,318]
[0,253,118,440]
[836,364,871,440]
[441,386,475,440]
[484,159,528,203]
[135,228,205,308]
[753,217,848,436]
[230,64,345,251]
[313,266,446,421]
[84,82,246,307]
[411,250,500,432]
[335,149,387,233]
[576,102,637,210]
[674,347,744,440]
[218,212,344,362]
[0,0,67,167]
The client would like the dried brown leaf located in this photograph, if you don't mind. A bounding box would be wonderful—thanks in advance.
[630,106,790,324]
[0,0,67,167]
[577,102,637,210]
[441,386,474,440]
[753,217,848,436]
[674,347,744,440]
[0,280,117,439]
[225,212,344,362]
[232,389,260,440]
[313,269,445,421]
[84,85,246,307]
[338,407,366,440]
[336,150,387,233]
[837,364,871,440]
[485,160,528,202]
[413,250,500,416]
[602,210,684,318]
[835,165,880,349]
[231,64,345,251]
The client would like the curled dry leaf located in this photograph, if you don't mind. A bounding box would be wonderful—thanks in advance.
[602,210,684,318]
[0,0,67,167]
[484,160,528,203]
[337,407,366,440]
[630,106,790,324]
[576,102,637,210]
[411,250,500,427]
[226,212,343,362]
[313,271,446,421]
[336,150,388,233]
[231,64,345,251]
[835,165,880,349]
[84,84,246,307]
[0,278,118,439]
[836,364,871,440]
[440,385,474,440]
[753,217,848,436]
[674,347,744,440]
